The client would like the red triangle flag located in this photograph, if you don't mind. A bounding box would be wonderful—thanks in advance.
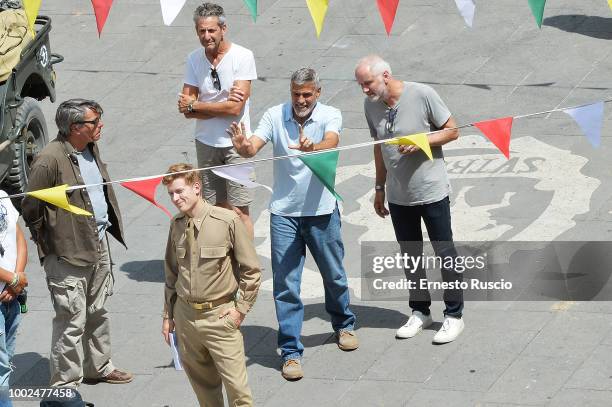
[121,177,173,218]
[91,0,113,36]
[474,117,514,159]
[376,0,400,35]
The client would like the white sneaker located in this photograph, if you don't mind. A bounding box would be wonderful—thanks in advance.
[432,316,464,344]
[396,311,433,339]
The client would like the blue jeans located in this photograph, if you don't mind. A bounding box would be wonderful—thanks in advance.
[270,206,356,361]
[0,300,21,407]
[389,197,464,318]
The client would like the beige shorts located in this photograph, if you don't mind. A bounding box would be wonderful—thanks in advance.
[195,141,254,208]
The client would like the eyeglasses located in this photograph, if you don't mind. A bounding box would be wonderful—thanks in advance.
[75,116,101,127]
[210,67,221,91]
[385,107,398,134]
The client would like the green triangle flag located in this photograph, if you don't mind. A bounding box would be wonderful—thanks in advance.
[299,151,343,201]
[243,0,257,22]
[528,0,546,28]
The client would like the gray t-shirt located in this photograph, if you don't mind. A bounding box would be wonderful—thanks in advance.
[76,146,109,240]
[364,82,452,206]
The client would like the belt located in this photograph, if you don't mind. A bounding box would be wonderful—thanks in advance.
[184,295,234,310]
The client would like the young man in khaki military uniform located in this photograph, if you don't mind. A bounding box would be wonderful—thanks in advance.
[161,163,261,407]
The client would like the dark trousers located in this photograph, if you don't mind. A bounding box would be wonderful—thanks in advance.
[388,197,464,318]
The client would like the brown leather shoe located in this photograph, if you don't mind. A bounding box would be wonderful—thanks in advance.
[85,369,133,384]
[281,359,303,381]
[337,329,359,351]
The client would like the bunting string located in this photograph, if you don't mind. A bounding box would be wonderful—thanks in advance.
[0,99,612,217]
[513,99,609,119]
[82,0,612,36]
[2,98,610,204]
[118,0,612,35]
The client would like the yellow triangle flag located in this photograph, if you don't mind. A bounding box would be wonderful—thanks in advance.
[27,184,92,216]
[306,0,328,38]
[385,133,433,160]
[22,0,42,34]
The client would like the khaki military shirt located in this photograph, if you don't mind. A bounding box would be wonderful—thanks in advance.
[164,200,261,319]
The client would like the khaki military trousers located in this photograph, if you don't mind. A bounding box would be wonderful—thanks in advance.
[174,297,253,407]
[43,238,115,387]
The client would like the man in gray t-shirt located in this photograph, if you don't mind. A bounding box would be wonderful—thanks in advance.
[355,55,465,344]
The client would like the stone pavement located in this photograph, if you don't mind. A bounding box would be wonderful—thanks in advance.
[9,0,612,405]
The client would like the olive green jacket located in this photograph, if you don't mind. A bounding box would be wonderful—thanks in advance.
[22,136,126,266]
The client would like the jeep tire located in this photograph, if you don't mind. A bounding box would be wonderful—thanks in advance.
[6,97,48,209]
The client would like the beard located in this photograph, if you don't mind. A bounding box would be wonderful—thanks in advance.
[367,85,388,102]
[367,84,389,102]
[293,103,316,118]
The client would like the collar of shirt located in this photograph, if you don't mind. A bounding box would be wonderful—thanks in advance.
[182,199,212,232]
[282,102,323,125]
[61,139,96,158]
[60,138,78,155]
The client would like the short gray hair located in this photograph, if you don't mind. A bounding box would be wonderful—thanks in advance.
[55,99,103,137]
[290,68,320,89]
[193,2,226,26]
[356,55,392,76]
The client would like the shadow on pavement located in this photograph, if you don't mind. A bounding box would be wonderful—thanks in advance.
[304,303,407,328]
[12,352,50,386]
[543,15,612,40]
[119,260,165,282]
[243,303,412,370]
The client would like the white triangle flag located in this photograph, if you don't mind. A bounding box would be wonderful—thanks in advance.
[563,101,604,148]
[454,0,475,27]
[212,164,272,192]
[160,0,187,26]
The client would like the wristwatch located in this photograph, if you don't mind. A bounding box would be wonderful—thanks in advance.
[375,184,385,191]
[187,102,194,113]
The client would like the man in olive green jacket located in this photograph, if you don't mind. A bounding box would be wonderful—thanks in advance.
[22,99,131,388]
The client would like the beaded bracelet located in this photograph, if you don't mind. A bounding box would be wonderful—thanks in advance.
[8,273,19,289]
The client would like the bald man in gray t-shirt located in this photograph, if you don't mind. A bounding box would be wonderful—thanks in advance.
[356,55,465,345]
[364,81,452,206]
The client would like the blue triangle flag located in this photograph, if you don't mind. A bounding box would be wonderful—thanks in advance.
[563,101,604,148]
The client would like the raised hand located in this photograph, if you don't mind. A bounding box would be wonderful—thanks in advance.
[227,122,252,156]
[288,125,315,152]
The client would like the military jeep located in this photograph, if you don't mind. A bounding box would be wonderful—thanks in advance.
[0,15,62,205]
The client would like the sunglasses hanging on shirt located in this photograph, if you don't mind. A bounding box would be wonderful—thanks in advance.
[385,106,398,134]
[210,67,221,91]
